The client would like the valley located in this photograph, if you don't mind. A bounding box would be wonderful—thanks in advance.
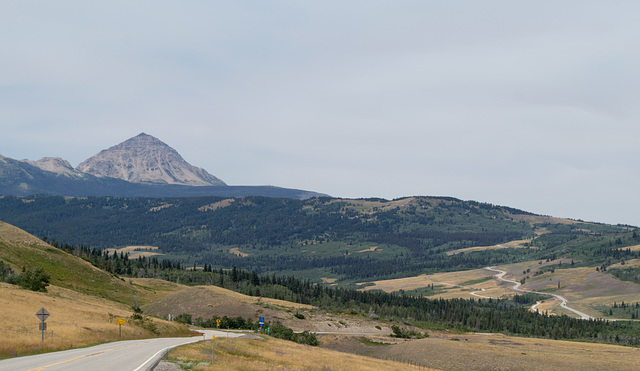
[2,218,640,369]
[361,258,640,321]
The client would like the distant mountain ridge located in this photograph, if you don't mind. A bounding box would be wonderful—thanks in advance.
[77,133,226,186]
[0,134,325,200]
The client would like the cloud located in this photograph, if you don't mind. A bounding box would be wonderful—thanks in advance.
[0,1,639,226]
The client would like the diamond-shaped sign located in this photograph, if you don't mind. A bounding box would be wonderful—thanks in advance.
[35,307,50,322]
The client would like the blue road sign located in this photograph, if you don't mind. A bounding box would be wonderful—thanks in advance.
[259,317,265,327]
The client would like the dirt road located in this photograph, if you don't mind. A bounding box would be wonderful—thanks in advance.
[486,266,594,320]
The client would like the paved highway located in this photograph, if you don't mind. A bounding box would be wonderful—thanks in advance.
[0,330,246,371]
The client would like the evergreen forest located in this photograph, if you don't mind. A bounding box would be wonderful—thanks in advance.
[0,195,636,283]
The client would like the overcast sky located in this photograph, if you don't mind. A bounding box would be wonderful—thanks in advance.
[1,1,639,226]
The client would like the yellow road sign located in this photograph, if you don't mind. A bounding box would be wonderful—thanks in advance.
[117,318,126,325]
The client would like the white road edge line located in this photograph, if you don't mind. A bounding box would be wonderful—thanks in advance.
[132,345,174,371]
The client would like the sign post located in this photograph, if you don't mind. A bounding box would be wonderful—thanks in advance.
[212,335,215,363]
[35,307,50,345]
[116,318,126,338]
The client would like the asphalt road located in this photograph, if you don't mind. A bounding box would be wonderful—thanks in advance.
[0,330,246,371]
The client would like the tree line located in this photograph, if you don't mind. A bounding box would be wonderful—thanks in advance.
[38,240,640,347]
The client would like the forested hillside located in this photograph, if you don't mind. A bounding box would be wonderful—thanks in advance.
[0,195,635,282]
[23,240,640,347]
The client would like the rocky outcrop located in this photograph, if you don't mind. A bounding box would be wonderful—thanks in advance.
[76,133,226,186]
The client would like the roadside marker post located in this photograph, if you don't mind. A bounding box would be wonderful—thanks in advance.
[35,307,50,345]
[203,334,206,353]
[212,335,216,362]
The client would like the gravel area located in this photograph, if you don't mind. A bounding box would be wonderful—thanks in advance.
[153,360,182,371]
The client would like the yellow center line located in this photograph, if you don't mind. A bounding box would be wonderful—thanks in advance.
[26,343,139,371]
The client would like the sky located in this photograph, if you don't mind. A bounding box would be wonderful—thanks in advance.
[1,1,639,226]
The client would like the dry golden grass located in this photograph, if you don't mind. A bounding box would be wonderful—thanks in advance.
[198,198,235,212]
[370,331,640,370]
[105,245,162,259]
[168,330,640,371]
[229,248,249,258]
[148,203,174,212]
[446,239,533,256]
[611,258,640,268]
[127,278,186,305]
[509,214,578,226]
[359,268,515,300]
[146,285,313,311]
[617,244,640,252]
[359,274,431,293]
[166,335,429,370]
[0,283,190,358]
[328,198,417,214]
[142,285,316,331]
[357,246,378,253]
[321,277,338,284]
[0,221,50,248]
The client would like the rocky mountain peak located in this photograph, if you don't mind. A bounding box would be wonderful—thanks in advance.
[76,133,226,186]
[24,157,84,178]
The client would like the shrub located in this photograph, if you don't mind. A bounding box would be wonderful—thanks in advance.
[175,313,193,325]
[269,321,318,346]
[391,325,428,339]
[298,330,318,346]
[12,266,50,292]
[0,261,15,282]
[294,312,305,320]
[271,321,296,341]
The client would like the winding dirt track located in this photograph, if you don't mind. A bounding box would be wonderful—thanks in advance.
[485,267,594,320]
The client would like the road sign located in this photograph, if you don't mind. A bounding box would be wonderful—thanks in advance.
[259,317,265,327]
[35,307,50,322]
[117,318,126,325]
[39,322,47,331]
[216,318,220,328]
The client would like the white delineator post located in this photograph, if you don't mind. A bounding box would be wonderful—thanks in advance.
[212,335,215,363]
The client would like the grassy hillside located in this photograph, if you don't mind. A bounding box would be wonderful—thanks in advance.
[0,282,190,358]
[0,221,162,305]
[0,221,192,358]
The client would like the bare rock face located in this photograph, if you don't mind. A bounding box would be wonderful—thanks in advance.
[27,157,84,178]
[76,133,226,186]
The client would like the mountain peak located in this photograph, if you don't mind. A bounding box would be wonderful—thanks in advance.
[76,134,226,186]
